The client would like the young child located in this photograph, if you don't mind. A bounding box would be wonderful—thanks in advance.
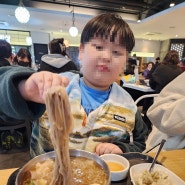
[0,13,148,158]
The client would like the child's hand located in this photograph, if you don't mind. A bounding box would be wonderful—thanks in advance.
[95,143,123,156]
[18,71,69,104]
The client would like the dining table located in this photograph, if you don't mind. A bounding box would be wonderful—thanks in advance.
[0,149,185,185]
[122,82,155,93]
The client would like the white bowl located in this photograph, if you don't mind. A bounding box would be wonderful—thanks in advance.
[100,154,130,181]
[130,163,185,185]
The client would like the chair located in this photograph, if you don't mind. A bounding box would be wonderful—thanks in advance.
[0,119,32,151]
[135,93,159,135]
[135,93,159,107]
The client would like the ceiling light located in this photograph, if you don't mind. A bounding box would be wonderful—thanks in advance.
[170,2,175,7]
[69,7,78,37]
[15,0,30,23]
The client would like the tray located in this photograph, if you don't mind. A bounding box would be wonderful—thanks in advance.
[7,152,159,185]
[111,152,161,185]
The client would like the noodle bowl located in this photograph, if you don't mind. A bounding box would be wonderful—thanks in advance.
[16,149,111,185]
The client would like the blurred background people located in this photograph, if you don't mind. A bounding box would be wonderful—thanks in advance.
[39,38,78,73]
[0,39,13,67]
[13,48,32,67]
[178,58,185,72]
[149,50,182,93]
[155,57,160,68]
[143,61,155,79]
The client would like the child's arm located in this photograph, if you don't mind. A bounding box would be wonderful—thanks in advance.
[0,66,69,121]
[95,111,148,155]
[18,71,69,104]
[114,111,148,153]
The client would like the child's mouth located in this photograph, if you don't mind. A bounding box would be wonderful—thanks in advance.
[97,65,110,72]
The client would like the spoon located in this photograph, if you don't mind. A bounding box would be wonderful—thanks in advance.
[149,139,166,173]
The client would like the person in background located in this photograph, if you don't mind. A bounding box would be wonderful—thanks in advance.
[39,38,78,73]
[0,39,13,67]
[149,50,182,93]
[13,48,32,67]
[0,13,148,158]
[146,72,185,151]
[178,58,185,72]
[155,57,160,68]
[143,61,155,79]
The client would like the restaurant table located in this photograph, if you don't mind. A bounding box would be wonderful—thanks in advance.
[1,149,185,185]
[122,83,155,93]
[148,149,185,182]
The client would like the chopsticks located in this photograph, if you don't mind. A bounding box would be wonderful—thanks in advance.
[143,139,166,154]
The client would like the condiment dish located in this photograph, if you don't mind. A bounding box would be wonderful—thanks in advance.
[100,154,130,181]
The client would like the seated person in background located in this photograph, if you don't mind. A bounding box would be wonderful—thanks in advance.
[124,57,137,75]
[39,38,78,73]
[0,39,13,67]
[146,72,185,151]
[0,13,148,158]
[149,50,182,93]
[178,58,185,72]
[143,62,155,79]
[13,48,32,67]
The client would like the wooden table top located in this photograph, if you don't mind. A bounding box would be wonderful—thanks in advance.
[148,149,185,182]
[0,149,185,185]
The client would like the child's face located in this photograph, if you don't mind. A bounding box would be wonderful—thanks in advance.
[79,36,127,90]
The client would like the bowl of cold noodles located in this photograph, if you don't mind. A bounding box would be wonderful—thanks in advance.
[15,149,111,185]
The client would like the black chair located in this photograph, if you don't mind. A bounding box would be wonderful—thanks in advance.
[0,119,32,151]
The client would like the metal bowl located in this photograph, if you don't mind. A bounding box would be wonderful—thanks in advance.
[15,149,111,185]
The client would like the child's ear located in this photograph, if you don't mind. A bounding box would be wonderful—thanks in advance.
[78,43,84,61]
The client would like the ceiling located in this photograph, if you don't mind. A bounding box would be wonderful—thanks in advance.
[0,0,185,43]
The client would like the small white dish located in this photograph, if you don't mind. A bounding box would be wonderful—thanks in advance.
[100,154,130,181]
[130,163,185,185]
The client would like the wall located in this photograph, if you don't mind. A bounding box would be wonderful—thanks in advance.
[160,39,170,60]
[132,39,161,61]
[30,31,162,64]
[30,31,50,63]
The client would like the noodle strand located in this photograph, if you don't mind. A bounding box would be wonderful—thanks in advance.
[45,86,73,185]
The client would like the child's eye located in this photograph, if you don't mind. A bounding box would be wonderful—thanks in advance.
[96,45,103,50]
[112,50,123,56]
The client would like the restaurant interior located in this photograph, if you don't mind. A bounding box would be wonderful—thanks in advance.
[0,0,185,185]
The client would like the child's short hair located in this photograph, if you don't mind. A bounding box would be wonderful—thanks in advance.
[80,13,135,52]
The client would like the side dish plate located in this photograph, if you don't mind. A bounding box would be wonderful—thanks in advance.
[130,163,185,185]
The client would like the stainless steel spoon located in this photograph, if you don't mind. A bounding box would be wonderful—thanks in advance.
[149,139,166,172]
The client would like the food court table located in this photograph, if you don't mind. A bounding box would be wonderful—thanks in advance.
[148,149,185,182]
[0,149,185,185]
[122,83,155,93]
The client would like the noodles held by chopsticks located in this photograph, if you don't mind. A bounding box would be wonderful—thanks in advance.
[45,86,73,185]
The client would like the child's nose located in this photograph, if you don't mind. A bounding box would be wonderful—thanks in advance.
[102,49,111,60]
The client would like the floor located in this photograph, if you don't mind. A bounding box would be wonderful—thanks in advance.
[0,127,31,170]
[0,149,30,170]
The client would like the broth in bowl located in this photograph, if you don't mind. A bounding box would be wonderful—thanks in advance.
[106,161,125,172]
[16,150,111,185]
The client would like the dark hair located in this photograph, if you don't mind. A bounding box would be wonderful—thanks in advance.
[13,48,32,67]
[80,13,135,52]
[162,50,180,65]
[0,39,12,59]
[49,38,67,56]
[156,57,160,60]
